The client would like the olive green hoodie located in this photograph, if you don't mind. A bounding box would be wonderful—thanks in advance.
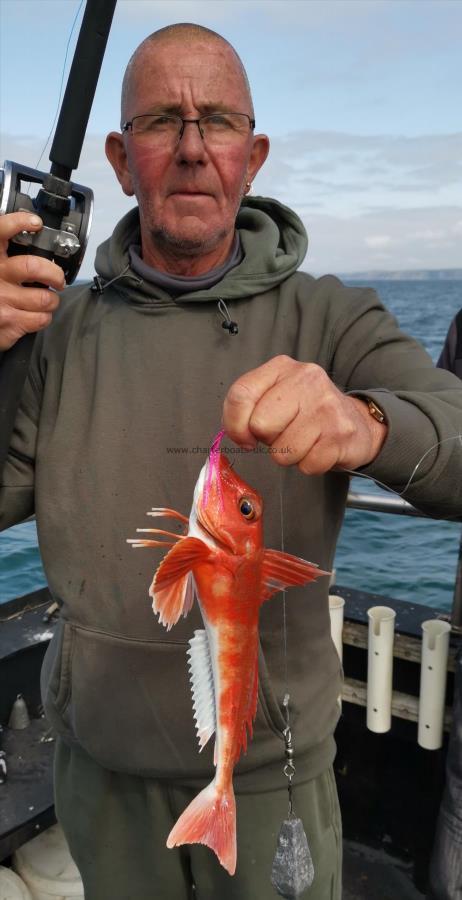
[1,197,462,789]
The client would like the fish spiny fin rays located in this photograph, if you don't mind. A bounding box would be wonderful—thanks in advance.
[260,549,330,602]
[187,629,216,752]
[127,507,188,548]
[150,537,210,630]
[148,507,189,524]
[167,779,237,876]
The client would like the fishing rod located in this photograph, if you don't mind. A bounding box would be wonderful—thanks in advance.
[0,0,117,477]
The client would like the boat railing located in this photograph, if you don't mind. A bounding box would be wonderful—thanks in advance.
[346,489,462,631]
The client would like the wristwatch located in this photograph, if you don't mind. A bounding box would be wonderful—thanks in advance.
[365,398,386,424]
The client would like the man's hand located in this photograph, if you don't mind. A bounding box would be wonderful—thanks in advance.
[223,355,388,473]
[0,212,65,351]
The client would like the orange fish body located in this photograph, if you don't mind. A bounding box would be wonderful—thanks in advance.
[129,438,328,875]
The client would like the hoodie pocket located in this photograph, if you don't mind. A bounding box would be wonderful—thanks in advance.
[64,624,219,777]
[42,622,294,778]
[41,618,75,741]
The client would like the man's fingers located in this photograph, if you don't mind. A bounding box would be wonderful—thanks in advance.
[0,308,54,351]
[0,211,43,253]
[269,419,322,469]
[0,253,65,291]
[0,281,60,313]
[223,379,261,446]
[223,355,296,446]
[248,383,299,445]
[0,280,61,352]
[297,441,341,476]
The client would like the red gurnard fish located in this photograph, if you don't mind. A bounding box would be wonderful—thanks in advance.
[128,433,328,875]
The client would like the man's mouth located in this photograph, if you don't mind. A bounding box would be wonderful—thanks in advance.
[170,190,211,197]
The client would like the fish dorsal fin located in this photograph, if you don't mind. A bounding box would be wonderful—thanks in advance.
[260,549,329,603]
[150,537,209,630]
[187,629,216,753]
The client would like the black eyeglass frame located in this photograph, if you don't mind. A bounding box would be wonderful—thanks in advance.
[121,112,256,141]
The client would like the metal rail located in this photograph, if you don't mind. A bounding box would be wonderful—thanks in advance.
[346,489,462,633]
[347,490,422,517]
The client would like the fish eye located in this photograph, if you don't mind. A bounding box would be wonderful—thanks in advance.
[239,497,255,519]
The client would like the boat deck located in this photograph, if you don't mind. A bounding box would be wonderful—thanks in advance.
[343,840,424,899]
[1,722,426,898]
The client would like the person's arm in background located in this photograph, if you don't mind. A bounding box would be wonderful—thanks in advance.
[437,310,462,378]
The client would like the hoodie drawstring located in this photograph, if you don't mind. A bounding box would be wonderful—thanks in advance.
[217,299,239,336]
[91,265,140,294]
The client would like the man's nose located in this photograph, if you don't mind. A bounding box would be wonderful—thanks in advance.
[176,120,207,162]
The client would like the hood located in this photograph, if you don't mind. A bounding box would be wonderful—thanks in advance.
[93,196,308,306]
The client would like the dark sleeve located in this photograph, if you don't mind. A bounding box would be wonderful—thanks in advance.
[0,344,43,531]
[437,310,462,377]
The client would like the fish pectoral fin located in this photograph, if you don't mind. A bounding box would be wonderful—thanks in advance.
[150,537,209,630]
[151,571,197,631]
[260,549,330,602]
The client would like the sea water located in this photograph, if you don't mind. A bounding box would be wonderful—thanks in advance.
[0,279,461,609]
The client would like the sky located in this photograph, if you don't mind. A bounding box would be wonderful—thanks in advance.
[1,0,461,277]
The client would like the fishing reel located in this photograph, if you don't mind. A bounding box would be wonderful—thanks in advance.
[0,159,93,285]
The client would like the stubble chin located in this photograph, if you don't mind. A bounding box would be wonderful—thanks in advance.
[138,194,242,259]
[150,223,229,257]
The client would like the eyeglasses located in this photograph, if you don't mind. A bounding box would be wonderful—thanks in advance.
[121,113,255,147]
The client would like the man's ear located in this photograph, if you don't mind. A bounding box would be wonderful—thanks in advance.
[247,133,270,184]
[105,132,135,197]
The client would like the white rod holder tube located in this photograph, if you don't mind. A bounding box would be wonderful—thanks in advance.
[367,606,396,733]
[418,620,451,750]
[328,595,345,663]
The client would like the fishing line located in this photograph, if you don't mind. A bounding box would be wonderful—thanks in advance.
[272,462,315,897]
[28,0,85,182]
[341,429,462,521]
[278,465,289,693]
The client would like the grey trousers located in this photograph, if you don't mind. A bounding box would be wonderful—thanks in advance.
[54,738,342,900]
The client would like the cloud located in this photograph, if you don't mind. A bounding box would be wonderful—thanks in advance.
[300,205,462,274]
[406,229,445,242]
[256,129,462,215]
[364,235,392,249]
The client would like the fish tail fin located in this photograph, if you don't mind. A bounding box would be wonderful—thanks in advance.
[167,779,236,875]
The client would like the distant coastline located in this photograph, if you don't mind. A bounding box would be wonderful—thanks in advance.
[338,268,462,281]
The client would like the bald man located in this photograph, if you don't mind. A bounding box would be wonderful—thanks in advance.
[1,23,462,900]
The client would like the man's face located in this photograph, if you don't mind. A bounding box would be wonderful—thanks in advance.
[107,38,269,264]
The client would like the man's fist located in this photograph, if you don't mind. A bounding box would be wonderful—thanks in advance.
[223,355,387,474]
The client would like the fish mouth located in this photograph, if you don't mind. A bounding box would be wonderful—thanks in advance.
[197,510,232,553]
[192,462,234,553]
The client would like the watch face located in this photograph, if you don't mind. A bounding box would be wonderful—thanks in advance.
[368,400,385,424]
